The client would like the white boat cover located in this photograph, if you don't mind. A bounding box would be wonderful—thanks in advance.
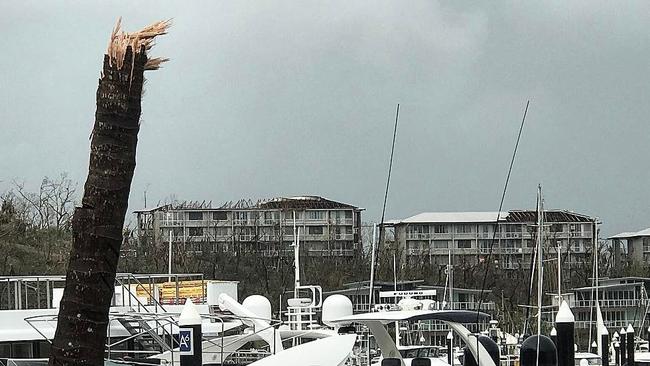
[248,334,356,366]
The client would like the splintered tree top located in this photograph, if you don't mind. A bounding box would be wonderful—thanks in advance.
[106,17,171,72]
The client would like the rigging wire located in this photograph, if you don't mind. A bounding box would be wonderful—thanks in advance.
[369,103,400,308]
[475,100,530,366]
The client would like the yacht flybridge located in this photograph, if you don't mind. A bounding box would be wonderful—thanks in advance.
[330,305,495,366]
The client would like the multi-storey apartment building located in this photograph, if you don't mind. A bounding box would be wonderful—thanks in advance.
[609,228,650,267]
[385,210,597,270]
[134,196,363,257]
[547,277,650,345]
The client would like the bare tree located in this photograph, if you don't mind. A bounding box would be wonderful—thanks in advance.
[14,173,77,230]
[49,19,169,366]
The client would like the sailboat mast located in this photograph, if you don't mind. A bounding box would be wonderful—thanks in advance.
[537,185,544,336]
[293,211,300,298]
[558,235,562,305]
[535,185,545,366]
[369,223,377,306]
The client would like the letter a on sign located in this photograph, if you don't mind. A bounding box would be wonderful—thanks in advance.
[179,328,194,355]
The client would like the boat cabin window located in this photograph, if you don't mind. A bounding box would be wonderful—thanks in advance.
[399,347,439,358]
[0,343,10,358]
[0,342,34,358]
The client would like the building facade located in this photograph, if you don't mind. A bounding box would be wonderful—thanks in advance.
[134,196,363,257]
[555,277,650,331]
[609,228,650,267]
[385,210,597,270]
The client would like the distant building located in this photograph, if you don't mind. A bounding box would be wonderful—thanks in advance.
[608,228,650,267]
[384,210,597,270]
[553,277,650,333]
[134,196,363,257]
[325,280,494,346]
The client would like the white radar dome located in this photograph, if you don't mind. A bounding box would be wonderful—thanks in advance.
[322,295,353,327]
[242,295,272,322]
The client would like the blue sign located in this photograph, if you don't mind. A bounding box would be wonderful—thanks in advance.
[179,328,194,355]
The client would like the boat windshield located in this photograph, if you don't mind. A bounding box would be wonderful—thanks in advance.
[399,347,441,358]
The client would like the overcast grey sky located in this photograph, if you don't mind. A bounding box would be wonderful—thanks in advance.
[1,1,649,235]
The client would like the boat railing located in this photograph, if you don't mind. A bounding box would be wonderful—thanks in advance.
[115,275,167,314]
[24,309,288,366]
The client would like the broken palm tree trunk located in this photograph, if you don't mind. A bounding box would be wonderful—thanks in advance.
[49,18,170,366]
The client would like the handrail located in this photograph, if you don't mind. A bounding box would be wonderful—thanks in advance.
[117,274,168,313]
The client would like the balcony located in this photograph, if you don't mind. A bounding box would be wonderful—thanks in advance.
[160,219,187,227]
[407,248,429,255]
[406,232,431,240]
[333,233,354,240]
[568,299,645,308]
[307,249,354,257]
[575,319,643,329]
[331,218,353,225]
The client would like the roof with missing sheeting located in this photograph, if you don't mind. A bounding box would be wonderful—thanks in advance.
[390,210,594,225]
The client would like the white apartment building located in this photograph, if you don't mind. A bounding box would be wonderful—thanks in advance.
[609,227,650,266]
[384,210,597,270]
[134,196,363,257]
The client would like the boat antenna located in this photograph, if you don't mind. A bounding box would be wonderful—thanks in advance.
[369,103,400,308]
[475,100,530,366]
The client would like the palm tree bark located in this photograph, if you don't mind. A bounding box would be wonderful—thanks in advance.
[49,20,168,366]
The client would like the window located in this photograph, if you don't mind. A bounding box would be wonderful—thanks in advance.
[264,211,278,221]
[434,225,448,234]
[307,210,326,220]
[335,226,352,235]
[283,210,304,220]
[11,343,33,358]
[308,226,324,235]
[234,211,248,221]
[456,225,472,234]
[215,227,229,237]
[644,238,650,253]
[504,225,520,233]
[188,212,203,220]
[188,227,203,237]
[457,240,472,249]
[345,210,353,218]
[0,344,10,358]
[433,240,449,249]
[213,211,227,220]
[479,240,492,252]
[550,224,564,233]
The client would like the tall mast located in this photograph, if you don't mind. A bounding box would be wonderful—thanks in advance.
[557,236,561,305]
[449,250,454,310]
[369,223,377,306]
[536,184,544,366]
[293,210,300,298]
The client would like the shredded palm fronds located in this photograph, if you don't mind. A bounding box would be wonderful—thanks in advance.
[107,17,171,72]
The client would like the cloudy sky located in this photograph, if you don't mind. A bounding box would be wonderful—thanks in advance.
[1,1,649,235]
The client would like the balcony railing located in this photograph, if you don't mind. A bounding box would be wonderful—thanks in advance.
[575,319,643,329]
[307,249,354,257]
[567,299,645,308]
[333,233,354,240]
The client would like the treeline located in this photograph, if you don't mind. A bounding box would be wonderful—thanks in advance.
[0,174,75,275]
[3,174,650,331]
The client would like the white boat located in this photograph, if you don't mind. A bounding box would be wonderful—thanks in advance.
[330,303,497,366]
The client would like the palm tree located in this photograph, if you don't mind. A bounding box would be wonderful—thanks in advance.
[48,19,170,366]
